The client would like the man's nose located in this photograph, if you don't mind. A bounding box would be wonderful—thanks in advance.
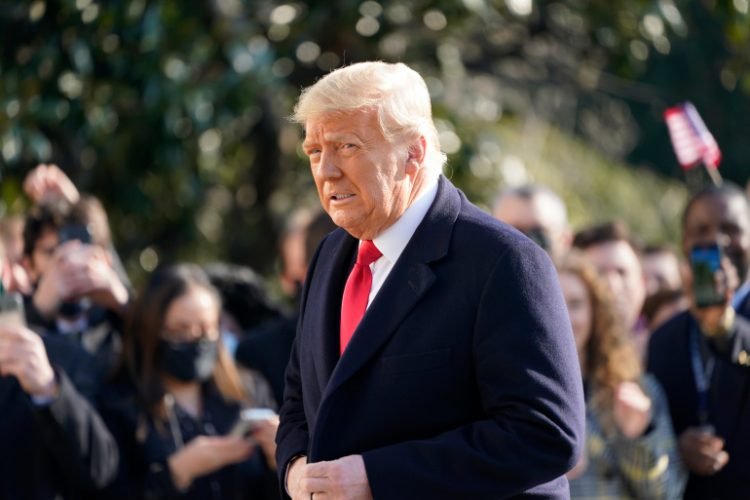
[317,150,342,179]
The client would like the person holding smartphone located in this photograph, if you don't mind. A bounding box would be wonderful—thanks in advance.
[99,264,278,500]
[0,292,119,499]
[0,194,126,499]
[648,183,750,500]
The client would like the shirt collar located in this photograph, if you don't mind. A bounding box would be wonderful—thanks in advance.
[372,177,439,264]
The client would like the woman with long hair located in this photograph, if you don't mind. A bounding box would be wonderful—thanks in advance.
[558,252,685,499]
[100,263,277,499]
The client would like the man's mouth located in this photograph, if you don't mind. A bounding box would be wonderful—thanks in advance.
[331,194,355,201]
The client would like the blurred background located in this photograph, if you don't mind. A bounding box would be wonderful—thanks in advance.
[1,0,749,287]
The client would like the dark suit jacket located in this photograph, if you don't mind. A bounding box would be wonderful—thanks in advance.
[0,305,121,500]
[647,292,750,500]
[0,369,117,500]
[276,177,585,499]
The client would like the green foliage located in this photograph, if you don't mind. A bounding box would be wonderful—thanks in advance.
[454,117,687,245]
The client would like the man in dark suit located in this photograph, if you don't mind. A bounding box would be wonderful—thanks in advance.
[275,61,585,499]
[648,183,750,499]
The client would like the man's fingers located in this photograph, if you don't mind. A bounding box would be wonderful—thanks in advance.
[696,450,729,475]
[0,325,36,345]
[715,450,729,469]
[305,461,333,478]
[300,476,329,494]
[0,325,23,341]
[0,357,23,378]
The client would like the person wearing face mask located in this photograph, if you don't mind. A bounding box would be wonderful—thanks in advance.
[99,264,279,500]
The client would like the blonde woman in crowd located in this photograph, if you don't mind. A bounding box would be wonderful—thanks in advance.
[559,252,685,499]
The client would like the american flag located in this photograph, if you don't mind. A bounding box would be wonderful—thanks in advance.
[664,102,721,170]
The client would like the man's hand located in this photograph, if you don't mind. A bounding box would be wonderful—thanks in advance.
[168,435,255,490]
[33,243,128,318]
[290,455,373,500]
[1,260,31,295]
[64,245,129,315]
[32,241,85,318]
[0,323,57,398]
[678,427,729,476]
[287,455,308,499]
[23,163,80,206]
[613,381,653,439]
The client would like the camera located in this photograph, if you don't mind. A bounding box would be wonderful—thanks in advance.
[58,224,92,245]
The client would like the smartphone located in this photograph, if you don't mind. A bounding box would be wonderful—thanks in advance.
[229,408,277,438]
[0,293,26,327]
[58,224,92,245]
[690,244,725,308]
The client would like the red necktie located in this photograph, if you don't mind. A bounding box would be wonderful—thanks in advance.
[340,240,382,354]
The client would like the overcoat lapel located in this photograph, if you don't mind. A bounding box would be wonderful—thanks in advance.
[305,231,357,391]
[322,177,461,399]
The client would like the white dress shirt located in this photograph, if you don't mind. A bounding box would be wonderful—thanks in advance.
[364,177,439,308]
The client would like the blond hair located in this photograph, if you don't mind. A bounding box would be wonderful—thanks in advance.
[556,252,641,434]
[292,61,446,177]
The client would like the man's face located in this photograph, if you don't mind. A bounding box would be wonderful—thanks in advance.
[493,194,569,260]
[583,240,646,331]
[303,109,423,240]
[642,251,683,296]
[682,193,750,283]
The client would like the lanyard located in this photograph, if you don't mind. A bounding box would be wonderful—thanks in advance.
[690,321,715,426]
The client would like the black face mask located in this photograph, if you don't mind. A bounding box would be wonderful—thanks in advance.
[159,339,218,382]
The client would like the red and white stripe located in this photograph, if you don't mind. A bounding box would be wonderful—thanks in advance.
[664,102,721,170]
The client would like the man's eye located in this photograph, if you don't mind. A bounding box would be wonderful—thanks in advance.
[341,143,357,150]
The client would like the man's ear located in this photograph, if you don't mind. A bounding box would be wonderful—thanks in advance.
[405,136,427,175]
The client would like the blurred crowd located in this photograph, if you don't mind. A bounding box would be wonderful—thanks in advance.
[1,163,749,500]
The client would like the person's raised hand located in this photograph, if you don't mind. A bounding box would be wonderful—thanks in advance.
[0,323,57,398]
[32,241,85,318]
[64,245,128,314]
[613,381,653,439]
[23,164,80,206]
